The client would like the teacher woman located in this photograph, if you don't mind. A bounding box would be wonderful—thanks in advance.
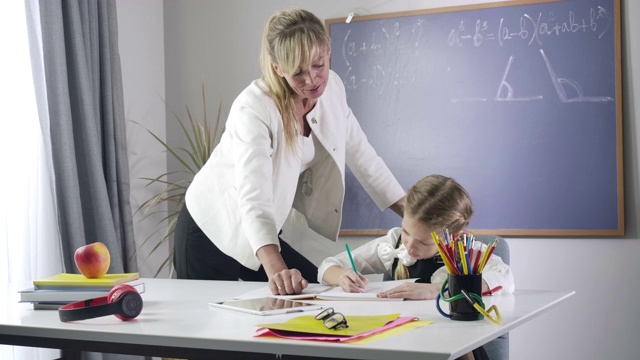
[174,8,405,295]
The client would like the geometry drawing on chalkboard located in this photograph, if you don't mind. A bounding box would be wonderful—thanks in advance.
[539,49,614,103]
[495,55,543,102]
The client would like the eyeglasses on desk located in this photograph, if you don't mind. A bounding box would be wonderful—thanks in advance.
[315,307,348,330]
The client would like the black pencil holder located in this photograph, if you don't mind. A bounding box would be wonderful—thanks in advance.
[448,274,483,321]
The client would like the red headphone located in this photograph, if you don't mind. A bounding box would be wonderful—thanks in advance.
[58,284,143,322]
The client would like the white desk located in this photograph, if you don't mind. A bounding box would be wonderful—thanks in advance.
[0,278,574,360]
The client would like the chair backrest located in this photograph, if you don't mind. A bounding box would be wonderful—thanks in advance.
[474,235,510,360]
[474,235,509,266]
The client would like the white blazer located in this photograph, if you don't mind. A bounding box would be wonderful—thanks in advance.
[186,70,405,270]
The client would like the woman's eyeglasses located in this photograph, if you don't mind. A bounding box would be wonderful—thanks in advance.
[315,307,348,330]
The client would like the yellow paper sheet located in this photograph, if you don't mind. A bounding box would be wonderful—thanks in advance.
[258,313,400,336]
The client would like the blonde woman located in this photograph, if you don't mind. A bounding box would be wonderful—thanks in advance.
[175,8,405,296]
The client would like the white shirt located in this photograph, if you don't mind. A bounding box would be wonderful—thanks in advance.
[318,228,515,294]
[299,133,317,172]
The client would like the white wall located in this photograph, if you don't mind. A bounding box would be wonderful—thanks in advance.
[120,0,640,359]
[116,0,170,278]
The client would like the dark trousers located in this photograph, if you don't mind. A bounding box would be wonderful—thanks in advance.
[174,205,318,282]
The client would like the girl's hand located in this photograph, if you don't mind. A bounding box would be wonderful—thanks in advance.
[269,268,308,295]
[339,270,368,293]
[377,282,442,300]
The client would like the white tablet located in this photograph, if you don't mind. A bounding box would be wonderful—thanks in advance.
[209,297,323,316]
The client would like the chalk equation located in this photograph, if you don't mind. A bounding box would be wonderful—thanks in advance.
[332,3,615,103]
[339,18,424,94]
[448,6,612,48]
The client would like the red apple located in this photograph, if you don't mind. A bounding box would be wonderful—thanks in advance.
[74,242,111,278]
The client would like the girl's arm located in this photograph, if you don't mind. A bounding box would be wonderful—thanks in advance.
[480,252,515,294]
[317,228,402,286]
[321,265,368,292]
[377,282,443,300]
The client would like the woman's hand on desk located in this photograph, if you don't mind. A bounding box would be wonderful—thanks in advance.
[269,268,309,295]
[257,244,309,295]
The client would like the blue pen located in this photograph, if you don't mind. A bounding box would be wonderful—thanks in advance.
[345,244,358,273]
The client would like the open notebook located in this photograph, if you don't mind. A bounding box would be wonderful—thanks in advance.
[233,279,416,301]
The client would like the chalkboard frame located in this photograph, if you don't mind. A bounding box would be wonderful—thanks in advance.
[327,0,624,237]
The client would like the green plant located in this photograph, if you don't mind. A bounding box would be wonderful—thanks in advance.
[133,86,222,277]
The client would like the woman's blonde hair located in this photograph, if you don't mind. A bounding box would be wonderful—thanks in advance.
[394,174,473,280]
[259,8,331,154]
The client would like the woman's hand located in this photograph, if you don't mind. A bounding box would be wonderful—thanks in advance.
[268,268,308,295]
[377,282,442,300]
[338,270,368,293]
[389,196,406,217]
[257,244,309,295]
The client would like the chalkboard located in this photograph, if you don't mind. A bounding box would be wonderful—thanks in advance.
[327,0,623,236]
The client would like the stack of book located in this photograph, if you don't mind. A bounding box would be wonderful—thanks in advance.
[19,272,144,310]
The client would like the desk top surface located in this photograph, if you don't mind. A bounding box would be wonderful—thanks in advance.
[1,278,574,360]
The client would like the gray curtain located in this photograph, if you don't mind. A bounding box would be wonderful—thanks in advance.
[38,1,139,359]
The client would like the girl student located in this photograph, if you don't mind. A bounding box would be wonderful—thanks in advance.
[318,174,514,301]
[318,174,514,360]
